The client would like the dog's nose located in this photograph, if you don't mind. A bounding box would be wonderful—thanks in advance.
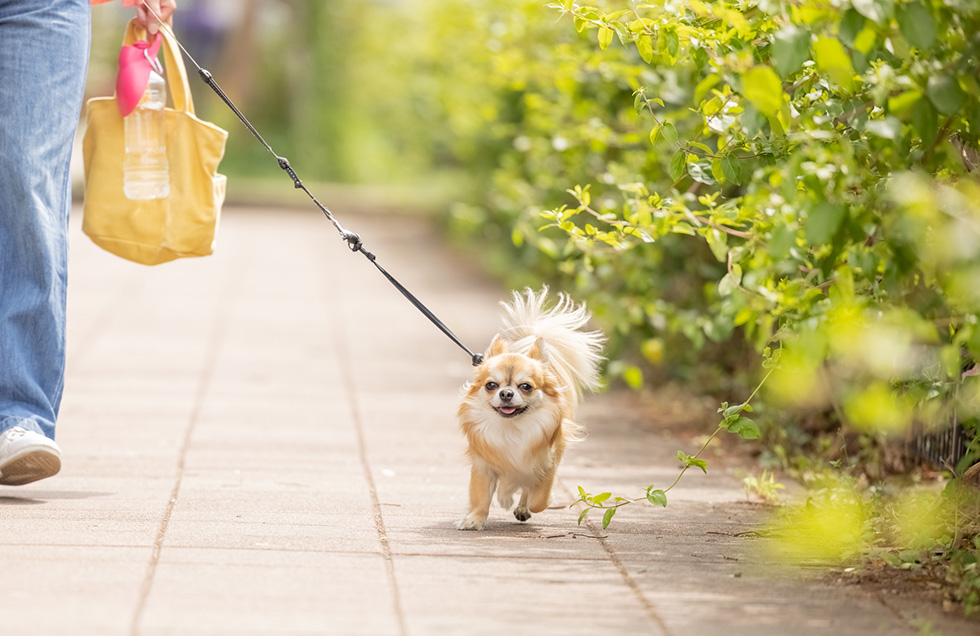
[499,388,514,402]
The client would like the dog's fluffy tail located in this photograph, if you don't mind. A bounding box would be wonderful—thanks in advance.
[500,287,605,401]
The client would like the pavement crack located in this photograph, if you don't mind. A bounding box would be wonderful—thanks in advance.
[331,294,408,636]
[128,264,235,636]
[559,479,674,636]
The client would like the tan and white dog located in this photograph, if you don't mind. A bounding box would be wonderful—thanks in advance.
[456,288,604,530]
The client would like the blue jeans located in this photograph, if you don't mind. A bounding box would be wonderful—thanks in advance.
[0,0,91,440]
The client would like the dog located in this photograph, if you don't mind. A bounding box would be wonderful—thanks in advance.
[456,287,604,530]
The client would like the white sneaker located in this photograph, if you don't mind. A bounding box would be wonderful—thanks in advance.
[0,426,62,486]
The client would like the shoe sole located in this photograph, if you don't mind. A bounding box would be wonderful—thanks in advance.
[0,447,62,486]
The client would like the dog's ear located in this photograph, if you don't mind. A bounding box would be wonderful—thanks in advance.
[487,333,507,357]
[527,337,546,361]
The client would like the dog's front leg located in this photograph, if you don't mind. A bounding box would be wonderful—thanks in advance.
[457,464,496,530]
[514,490,531,522]
[528,463,558,514]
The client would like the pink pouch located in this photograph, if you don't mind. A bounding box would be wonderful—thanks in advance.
[115,31,162,116]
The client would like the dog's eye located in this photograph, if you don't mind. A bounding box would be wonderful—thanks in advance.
[485,381,499,392]
[518,382,533,393]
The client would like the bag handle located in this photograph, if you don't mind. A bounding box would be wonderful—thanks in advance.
[122,19,194,114]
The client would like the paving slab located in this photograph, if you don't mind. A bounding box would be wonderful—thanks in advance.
[0,205,977,636]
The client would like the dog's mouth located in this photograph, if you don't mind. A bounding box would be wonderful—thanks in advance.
[494,405,529,418]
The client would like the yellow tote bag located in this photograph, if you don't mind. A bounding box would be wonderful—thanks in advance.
[82,20,228,266]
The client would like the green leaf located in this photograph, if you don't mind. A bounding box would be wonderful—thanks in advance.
[814,37,855,91]
[636,35,654,64]
[711,157,726,183]
[693,46,709,69]
[672,222,696,236]
[633,90,645,113]
[646,489,667,507]
[731,263,743,285]
[722,402,743,419]
[661,122,678,146]
[649,125,661,145]
[733,417,760,440]
[677,451,708,474]
[689,141,712,154]
[602,507,616,529]
[688,161,716,185]
[719,272,739,296]
[598,26,614,50]
[578,507,590,525]
[897,2,935,50]
[771,27,811,78]
[669,150,686,181]
[663,29,679,57]
[742,66,783,117]
[927,75,965,115]
[592,491,612,504]
[722,155,742,186]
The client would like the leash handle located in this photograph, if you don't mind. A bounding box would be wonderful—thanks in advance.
[136,2,484,367]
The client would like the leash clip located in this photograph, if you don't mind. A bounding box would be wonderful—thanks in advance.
[344,231,361,252]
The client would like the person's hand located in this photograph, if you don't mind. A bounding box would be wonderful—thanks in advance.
[134,0,176,36]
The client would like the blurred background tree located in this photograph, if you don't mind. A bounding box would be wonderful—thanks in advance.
[90,0,402,185]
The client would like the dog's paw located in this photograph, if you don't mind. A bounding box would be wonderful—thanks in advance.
[456,515,487,531]
[514,506,531,522]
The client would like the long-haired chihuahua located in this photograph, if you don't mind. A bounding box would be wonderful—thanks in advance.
[456,288,604,530]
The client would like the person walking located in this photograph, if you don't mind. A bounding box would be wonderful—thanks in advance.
[0,0,175,485]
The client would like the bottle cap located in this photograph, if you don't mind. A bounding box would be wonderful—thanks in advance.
[116,32,163,117]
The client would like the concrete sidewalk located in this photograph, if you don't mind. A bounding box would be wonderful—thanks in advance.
[3,206,976,636]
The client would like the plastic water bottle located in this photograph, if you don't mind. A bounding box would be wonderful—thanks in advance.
[123,70,169,200]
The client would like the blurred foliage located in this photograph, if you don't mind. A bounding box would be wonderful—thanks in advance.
[357,0,980,464]
[767,474,980,614]
[345,0,980,611]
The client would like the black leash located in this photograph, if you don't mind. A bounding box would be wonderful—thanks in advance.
[139,3,483,366]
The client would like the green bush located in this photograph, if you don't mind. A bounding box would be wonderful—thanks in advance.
[351,0,980,610]
[364,0,980,463]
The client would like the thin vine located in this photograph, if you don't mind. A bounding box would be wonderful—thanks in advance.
[575,350,779,528]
